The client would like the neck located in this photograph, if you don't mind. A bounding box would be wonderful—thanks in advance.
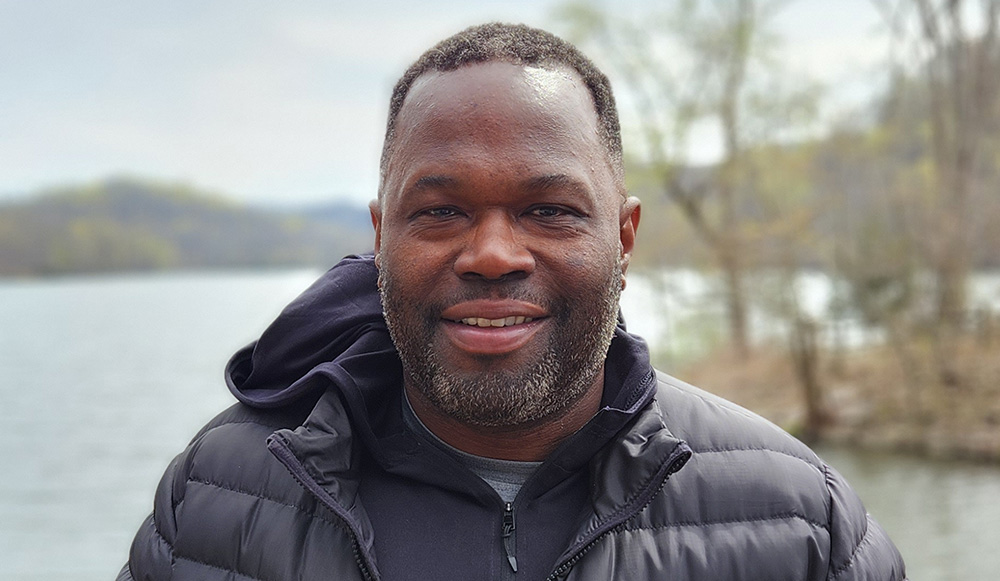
[405,372,604,462]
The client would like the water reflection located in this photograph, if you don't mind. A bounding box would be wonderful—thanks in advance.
[817,444,1000,581]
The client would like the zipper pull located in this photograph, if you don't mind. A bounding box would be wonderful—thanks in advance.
[502,502,518,572]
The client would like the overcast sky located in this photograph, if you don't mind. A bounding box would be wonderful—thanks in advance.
[0,0,886,206]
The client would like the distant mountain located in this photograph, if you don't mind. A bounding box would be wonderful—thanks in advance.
[293,200,374,230]
[0,177,374,277]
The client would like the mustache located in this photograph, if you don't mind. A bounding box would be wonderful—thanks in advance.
[437,280,551,310]
[382,277,557,320]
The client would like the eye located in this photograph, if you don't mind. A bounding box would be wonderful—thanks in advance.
[418,206,463,219]
[527,205,576,219]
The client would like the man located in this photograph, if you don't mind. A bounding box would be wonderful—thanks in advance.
[120,23,906,580]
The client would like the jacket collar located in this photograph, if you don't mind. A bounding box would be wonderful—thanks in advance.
[267,326,691,580]
[271,322,691,513]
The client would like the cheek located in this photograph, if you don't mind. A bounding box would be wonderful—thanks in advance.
[553,231,620,270]
[381,245,447,301]
[386,250,442,287]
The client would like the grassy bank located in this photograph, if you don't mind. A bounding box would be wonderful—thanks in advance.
[675,337,1000,462]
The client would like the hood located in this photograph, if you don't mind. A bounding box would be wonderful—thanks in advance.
[225,254,391,408]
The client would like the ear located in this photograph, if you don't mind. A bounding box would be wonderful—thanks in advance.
[619,196,640,274]
[369,199,383,256]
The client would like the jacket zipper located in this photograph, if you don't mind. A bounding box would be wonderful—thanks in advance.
[544,444,691,580]
[268,436,378,581]
[502,501,518,573]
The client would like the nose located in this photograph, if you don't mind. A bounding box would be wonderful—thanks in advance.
[454,211,535,281]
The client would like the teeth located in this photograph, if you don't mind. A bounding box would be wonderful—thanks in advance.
[459,316,532,327]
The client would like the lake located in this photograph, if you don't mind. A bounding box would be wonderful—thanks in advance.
[1,268,998,580]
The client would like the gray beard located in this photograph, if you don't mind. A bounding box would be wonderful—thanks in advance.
[379,259,623,428]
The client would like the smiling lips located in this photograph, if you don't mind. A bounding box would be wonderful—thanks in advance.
[457,315,534,327]
[440,301,546,356]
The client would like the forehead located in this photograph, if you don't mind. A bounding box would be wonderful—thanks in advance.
[382,61,610,199]
[401,60,596,122]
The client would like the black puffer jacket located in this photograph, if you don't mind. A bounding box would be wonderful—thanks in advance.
[119,256,906,580]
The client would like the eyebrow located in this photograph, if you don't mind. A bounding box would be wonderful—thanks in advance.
[410,175,458,192]
[522,174,589,193]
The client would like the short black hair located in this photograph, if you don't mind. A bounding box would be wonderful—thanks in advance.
[378,22,623,193]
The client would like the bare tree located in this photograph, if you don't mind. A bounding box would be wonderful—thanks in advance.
[558,0,818,358]
[875,0,1000,332]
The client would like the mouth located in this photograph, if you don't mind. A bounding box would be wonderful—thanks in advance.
[440,300,547,356]
[455,316,535,328]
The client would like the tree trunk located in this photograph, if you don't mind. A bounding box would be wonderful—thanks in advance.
[719,241,750,357]
[789,314,831,442]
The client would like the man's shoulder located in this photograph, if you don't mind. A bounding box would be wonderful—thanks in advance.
[165,399,316,495]
[150,399,321,535]
[652,369,822,467]
[637,370,907,579]
[184,399,311,447]
[645,370,833,530]
[131,398,365,580]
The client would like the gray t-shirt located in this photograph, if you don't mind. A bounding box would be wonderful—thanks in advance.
[402,392,540,503]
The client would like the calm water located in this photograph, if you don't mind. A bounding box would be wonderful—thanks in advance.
[1,270,998,580]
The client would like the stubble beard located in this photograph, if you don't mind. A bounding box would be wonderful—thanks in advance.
[379,258,623,428]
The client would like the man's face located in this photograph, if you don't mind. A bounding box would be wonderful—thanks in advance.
[372,61,639,428]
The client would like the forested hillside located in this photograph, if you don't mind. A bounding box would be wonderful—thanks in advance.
[0,178,373,276]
